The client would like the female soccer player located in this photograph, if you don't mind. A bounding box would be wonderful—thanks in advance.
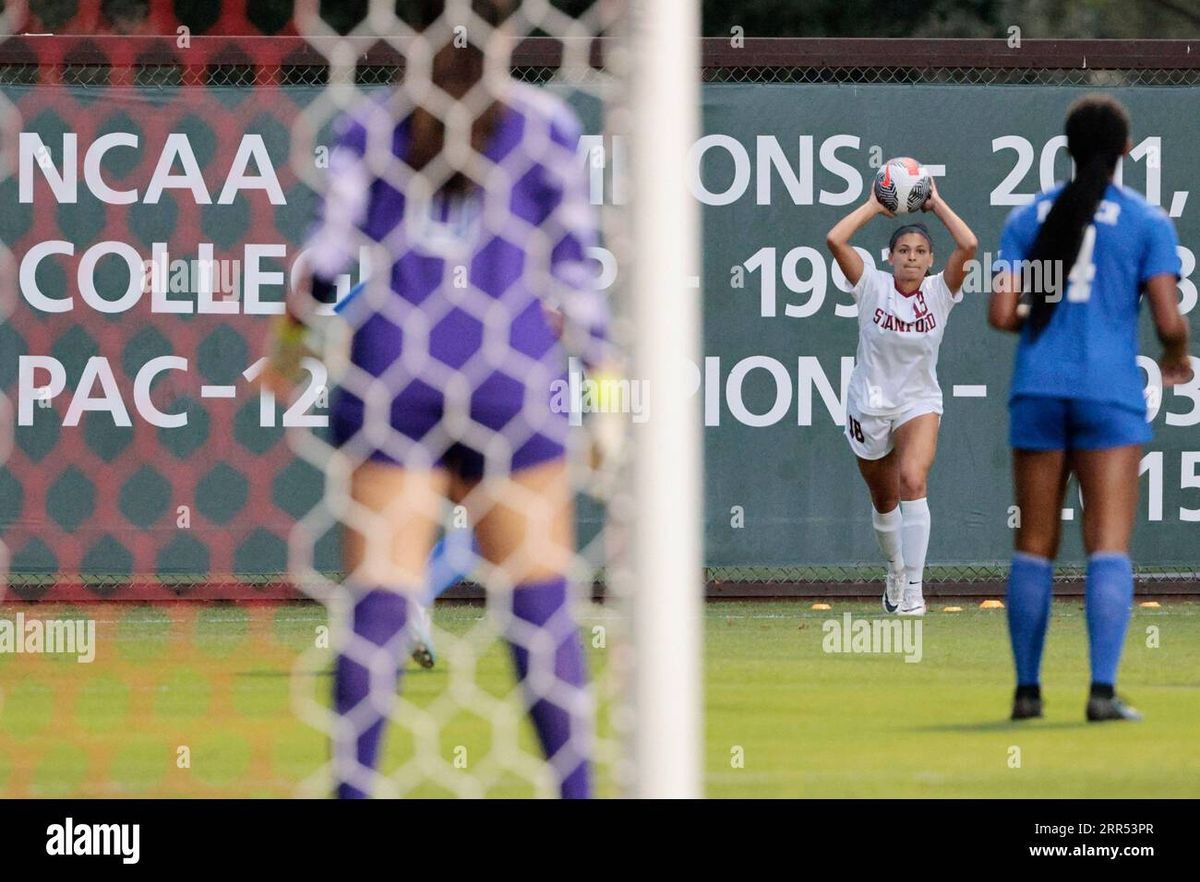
[826,179,978,616]
[264,0,607,796]
[990,94,1192,722]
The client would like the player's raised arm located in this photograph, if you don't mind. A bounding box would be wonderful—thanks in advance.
[922,178,977,293]
[826,191,892,288]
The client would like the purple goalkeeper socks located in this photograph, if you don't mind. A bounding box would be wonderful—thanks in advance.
[332,579,591,799]
[333,588,409,799]
[504,577,592,799]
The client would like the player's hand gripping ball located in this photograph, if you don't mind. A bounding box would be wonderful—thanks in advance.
[873,157,933,215]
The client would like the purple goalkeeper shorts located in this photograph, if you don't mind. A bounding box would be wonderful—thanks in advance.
[330,298,568,479]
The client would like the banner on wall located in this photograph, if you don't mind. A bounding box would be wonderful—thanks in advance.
[1,82,1197,598]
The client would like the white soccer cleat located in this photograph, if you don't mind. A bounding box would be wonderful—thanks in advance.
[882,570,904,614]
[898,585,926,616]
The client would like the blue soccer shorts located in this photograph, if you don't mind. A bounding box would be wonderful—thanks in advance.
[1009,395,1152,451]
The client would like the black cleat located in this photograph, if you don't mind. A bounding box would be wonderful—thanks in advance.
[1011,693,1043,720]
[1086,695,1142,722]
[410,642,436,670]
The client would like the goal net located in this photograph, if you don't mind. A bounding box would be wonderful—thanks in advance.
[283,0,701,798]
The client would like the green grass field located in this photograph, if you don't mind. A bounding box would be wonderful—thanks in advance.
[0,599,1197,797]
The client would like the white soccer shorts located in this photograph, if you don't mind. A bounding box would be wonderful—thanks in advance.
[844,398,942,461]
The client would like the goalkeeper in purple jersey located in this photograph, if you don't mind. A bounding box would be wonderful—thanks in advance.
[263,0,611,798]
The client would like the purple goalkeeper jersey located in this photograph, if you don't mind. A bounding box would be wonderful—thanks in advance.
[304,83,608,475]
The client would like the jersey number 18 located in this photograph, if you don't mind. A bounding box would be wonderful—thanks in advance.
[847,416,865,443]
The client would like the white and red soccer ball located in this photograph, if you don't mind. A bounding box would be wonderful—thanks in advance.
[873,157,932,214]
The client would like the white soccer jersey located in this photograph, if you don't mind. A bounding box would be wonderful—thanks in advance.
[847,268,962,416]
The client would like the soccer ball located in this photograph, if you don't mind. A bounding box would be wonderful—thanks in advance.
[873,157,932,214]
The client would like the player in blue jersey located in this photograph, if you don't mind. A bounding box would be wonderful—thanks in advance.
[989,94,1192,722]
[262,0,608,796]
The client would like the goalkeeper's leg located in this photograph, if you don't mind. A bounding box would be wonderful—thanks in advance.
[332,462,446,798]
[471,459,592,799]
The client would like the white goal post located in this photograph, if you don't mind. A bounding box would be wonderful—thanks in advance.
[625,0,703,798]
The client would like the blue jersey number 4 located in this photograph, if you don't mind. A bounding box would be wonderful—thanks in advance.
[1066,224,1097,303]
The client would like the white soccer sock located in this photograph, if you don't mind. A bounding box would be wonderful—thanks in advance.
[900,497,931,595]
[871,504,905,576]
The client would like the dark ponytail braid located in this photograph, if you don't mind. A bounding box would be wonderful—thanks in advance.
[1025,94,1130,335]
